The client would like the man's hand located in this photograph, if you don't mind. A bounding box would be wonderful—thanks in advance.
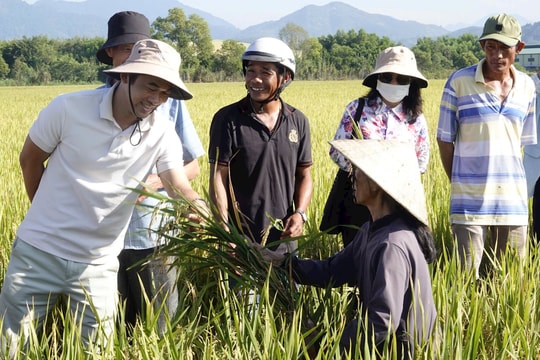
[138,173,164,203]
[185,198,211,226]
[280,212,304,239]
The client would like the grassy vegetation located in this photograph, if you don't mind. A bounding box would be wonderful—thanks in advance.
[0,81,539,359]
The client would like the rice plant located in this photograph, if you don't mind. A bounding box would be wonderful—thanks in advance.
[1,81,540,358]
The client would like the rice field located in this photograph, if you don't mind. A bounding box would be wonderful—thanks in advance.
[0,81,539,359]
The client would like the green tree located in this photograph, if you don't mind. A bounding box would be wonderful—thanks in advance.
[212,40,245,81]
[153,8,192,61]
[50,54,97,83]
[296,37,323,80]
[10,57,36,85]
[413,37,450,77]
[58,37,103,63]
[0,53,8,79]
[186,14,214,69]
[279,23,309,54]
[152,8,214,81]
[0,25,512,84]
[319,29,395,79]
[2,36,57,84]
[413,34,483,78]
[453,33,483,68]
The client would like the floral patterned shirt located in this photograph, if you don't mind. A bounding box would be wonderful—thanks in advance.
[329,97,430,173]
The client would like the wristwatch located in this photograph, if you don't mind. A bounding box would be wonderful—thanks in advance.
[296,209,307,223]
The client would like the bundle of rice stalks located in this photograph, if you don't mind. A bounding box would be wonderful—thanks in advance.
[133,188,323,320]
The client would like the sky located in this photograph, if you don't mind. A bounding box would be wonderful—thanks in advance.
[175,0,540,30]
[22,0,540,30]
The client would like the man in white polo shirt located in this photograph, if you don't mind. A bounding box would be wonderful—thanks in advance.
[0,39,207,356]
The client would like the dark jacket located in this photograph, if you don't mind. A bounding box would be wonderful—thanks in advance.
[291,214,437,358]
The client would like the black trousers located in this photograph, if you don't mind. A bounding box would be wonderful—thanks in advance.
[117,248,155,330]
[533,177,540,243]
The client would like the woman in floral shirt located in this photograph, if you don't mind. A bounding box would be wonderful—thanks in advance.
[327,46,430,246]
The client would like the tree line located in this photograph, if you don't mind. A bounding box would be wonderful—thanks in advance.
[0,8,493,86]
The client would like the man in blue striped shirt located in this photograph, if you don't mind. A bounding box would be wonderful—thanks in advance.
[437,14,536,278]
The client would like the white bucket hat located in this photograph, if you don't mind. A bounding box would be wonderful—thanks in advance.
[363,46,428,89]
[104,39,193,100]
[329,139,429,226]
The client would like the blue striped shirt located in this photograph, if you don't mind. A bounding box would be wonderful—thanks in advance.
[437,60,536,225]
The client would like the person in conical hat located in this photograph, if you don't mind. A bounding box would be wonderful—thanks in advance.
[332,138,429,226]
[257,139,437,359]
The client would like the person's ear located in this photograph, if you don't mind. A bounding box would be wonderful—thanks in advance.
[104,47,114,58]
[479,40,486,50]
[280,70,292,87]
[515,41,525,54]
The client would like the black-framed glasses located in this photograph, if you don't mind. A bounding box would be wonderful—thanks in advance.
[378,72,411,85]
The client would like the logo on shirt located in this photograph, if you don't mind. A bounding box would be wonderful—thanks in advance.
[289,129,298,143]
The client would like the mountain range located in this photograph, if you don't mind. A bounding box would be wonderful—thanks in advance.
[1,0,539,46]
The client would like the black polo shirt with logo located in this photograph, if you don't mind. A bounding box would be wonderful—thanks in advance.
[209,96,312,244]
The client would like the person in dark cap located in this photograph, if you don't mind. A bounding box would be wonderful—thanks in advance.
[437,13,536,278]
[0,39,207,357]
[96,11,151,66]
[97,11,204,334]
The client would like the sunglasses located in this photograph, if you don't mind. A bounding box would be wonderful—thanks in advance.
[378,73,411,85]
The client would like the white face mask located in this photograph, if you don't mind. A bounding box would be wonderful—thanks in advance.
[376,80,410,104]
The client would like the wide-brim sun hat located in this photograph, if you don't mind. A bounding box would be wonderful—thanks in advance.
[105,39,193,100]
[478,13,522,47]
[363,46,428,89]
[329,139,429,226]
[96,11,151,65]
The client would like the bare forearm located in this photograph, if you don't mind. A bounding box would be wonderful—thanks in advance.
[210,186,229,224]
[209,166,230,224]
[183,159,200,181]
[294,166,313,211]
[19,136,49,202]
[281,166,313,238]
[160,168,201,201]
[437,139,454,180]
[144,159,200,194]
[21,164,44,202]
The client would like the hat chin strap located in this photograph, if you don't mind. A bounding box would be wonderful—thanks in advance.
[127,79,145,146]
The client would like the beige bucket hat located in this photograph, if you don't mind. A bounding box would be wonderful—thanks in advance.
[363,46,428,89]
[104,39,193,100]
[329,139,429,225]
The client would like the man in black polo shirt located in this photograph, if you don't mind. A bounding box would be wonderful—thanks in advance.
[209,37,313,256]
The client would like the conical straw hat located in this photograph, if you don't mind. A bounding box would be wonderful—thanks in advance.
[329,139,429,225]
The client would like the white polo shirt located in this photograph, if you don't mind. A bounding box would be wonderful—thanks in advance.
[17,85,183,264]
